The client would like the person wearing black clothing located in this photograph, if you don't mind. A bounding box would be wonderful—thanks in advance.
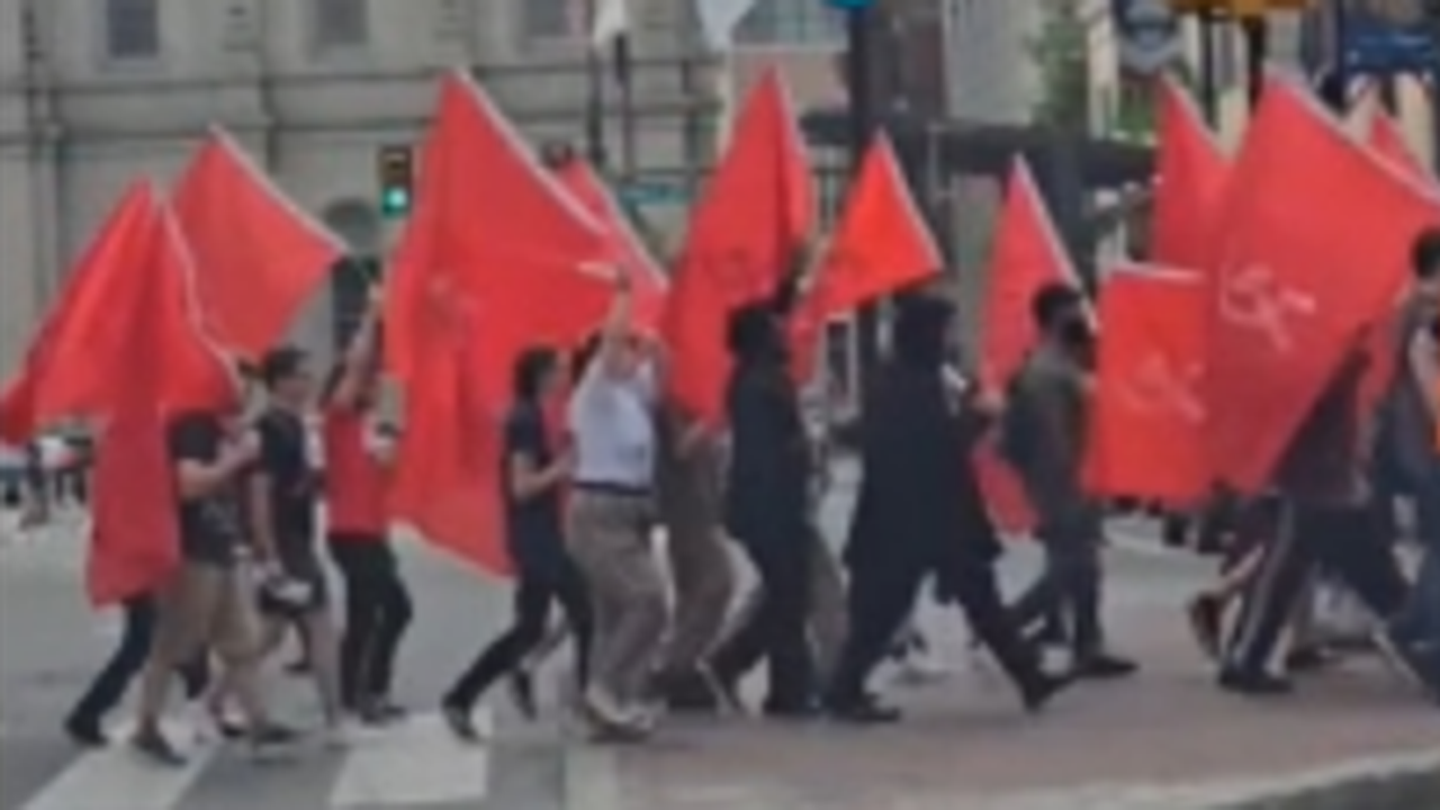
[442,346,592,741]
[64,595,211,746]
[709,269,817,716]
[825,295,1068,722]
[243,346,347,741]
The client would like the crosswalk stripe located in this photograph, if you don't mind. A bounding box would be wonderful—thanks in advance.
[20,724,217,810]
[328,710,494,808]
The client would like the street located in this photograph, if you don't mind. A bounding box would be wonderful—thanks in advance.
[0,475,1436,810]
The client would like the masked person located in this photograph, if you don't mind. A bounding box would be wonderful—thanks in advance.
[324,298,412,724]
[825,294,1069,722]
[708,271,818,718]
[443,345,592,740]
[1003,283,1137,679]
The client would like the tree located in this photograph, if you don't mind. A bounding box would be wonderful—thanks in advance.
[1028,0,1093,130]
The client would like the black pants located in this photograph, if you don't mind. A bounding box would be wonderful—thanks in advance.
[68,594,210,727]
[445,554,592,711]
[1224,502,1410,676]
[830,558,1041,705]
[330,536,413,708]
[712,533,814,709]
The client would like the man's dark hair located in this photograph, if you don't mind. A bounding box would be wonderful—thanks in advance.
[513,346,561,401]
[1411,227,1440,281]
[259,345,308,390]
[726,301,781,364]
[1030,282,1084,331]
[540,141,577,170]
[891,294,954,370]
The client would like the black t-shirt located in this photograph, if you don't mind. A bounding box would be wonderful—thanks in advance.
[255,408,319,560]
[502,402,564,569]
[167,412,245,567]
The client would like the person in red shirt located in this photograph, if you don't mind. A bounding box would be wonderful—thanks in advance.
[324,294,411,723]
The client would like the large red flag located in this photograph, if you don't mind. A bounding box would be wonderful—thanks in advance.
[386,71,611,388]
[0,185,234,440]
[172,128,344,359]
[664,67,815,422]
[385,71,609,575]
[1151,77,1228,269]
[790,134,941,379]
[554,159,668,331]
[1084,264,1208,504]
[976,159,1085,533]
[1207,76,1440,492]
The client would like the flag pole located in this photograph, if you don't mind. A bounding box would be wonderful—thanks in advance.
[584,0,610,168]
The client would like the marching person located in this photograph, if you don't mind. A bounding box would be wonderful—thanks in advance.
[442,345,592,741]
[324,296,413,723]
[708,270,819,718]
[565,270,669,739]
[825,294,1068,722]
[649,403,735,712]
[224,346,347,743]
[130,405,295,764]
[1004,283,1137,679]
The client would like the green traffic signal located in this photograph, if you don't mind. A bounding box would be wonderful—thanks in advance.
[380,186,411,218]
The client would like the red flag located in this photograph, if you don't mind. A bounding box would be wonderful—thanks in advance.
[385,71,609,575]
[1207,77,1440,492]
[1151,77,1229,269]
[978,159,1085,390]
[976,159,1084,533]
[664,67,815,422]
[386,71,610,387]
[1084,264,1208,504]
[554,159,668,331]
[172,128,344,358]
[0,185,234,438]
[790,134,941,379]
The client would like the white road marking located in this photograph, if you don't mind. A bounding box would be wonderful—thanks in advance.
[20,721,216,810]
[328,710,493,808]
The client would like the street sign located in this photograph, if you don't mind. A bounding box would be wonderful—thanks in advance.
[1340,0,1438,73]
[618,179,688,207]
[825,0,873,10]
[1112,0,1184,75]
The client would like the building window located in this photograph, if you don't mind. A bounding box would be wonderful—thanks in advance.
[314,0,369,50]
[524,0,582,40]
[737,0,843,46]
[103,0,161,60]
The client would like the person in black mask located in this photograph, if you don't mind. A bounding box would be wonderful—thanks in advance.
[1003,283,1137,679]
[708,266,818,717]
[825,293,1069,723]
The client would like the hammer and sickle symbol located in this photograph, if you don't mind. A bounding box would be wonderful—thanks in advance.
[1217,263,1317,353]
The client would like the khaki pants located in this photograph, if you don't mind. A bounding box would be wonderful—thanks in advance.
[566,490,669,705]
[152,562,256,666]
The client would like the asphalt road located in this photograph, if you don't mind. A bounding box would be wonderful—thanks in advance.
[1,476,1403,810]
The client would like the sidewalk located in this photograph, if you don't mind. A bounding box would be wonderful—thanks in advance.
[577,608,1438,810]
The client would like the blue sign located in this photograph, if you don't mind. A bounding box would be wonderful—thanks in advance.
[1341,0,1437,74]
[825,0,873,10]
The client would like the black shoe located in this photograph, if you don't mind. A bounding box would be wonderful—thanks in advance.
[1284,646,1334,674]
[64,715,107,748]
[762,698,821,720]
[1020,672,1072,713]
[1187,595,1224,661]
[358,698,408,727]
[507,671,538,722]
[1218,668,1293,696]
[825,695,901,725]
[1073,653,1139,680]
[131,727,186,767]
[249,722,299,749]
[656,669,722,714]
[441,701,482,743]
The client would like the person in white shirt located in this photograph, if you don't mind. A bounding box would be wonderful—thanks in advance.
[564,271,669,740]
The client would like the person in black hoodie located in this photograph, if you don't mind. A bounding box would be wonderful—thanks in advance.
[825,294,1069,723]
[708,265,818,717]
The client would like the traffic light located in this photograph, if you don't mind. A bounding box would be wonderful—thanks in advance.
[376,145,414,219]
